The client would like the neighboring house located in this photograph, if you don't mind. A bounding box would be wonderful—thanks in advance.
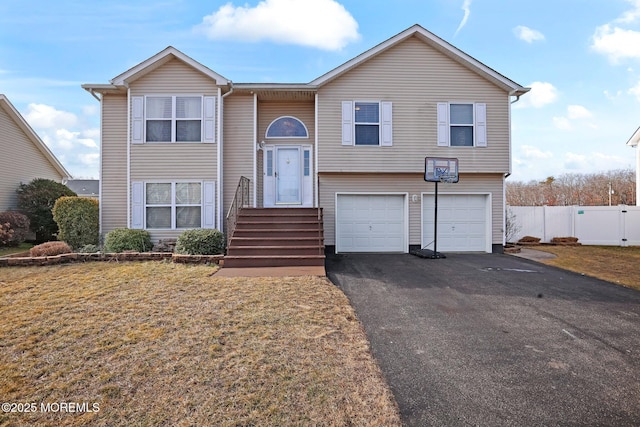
[63,179,100,199]
[83,24,529,254]
[0,94,71,211]
[626,127,640,206]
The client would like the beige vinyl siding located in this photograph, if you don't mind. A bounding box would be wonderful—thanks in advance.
[127,58,220,242]
[319,173,504,247]
[100,94,128,236]
[223,94,255,223]
[317,36,511,174]
[256,101,315,206]
[0,106,64,210]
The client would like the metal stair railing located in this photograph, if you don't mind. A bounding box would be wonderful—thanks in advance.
[225,176,250,248]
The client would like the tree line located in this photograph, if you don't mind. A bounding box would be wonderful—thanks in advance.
[506,168,636,206]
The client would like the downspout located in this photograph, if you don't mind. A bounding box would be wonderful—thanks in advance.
[253,92,258,208]
[314,93,319,208]
[127,88,131,229]
[220,84,234,230]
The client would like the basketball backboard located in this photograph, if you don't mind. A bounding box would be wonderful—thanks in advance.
[424,157,459,183]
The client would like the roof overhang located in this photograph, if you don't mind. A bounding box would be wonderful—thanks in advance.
[232,83,317,102]
[311,24,530,96]
[0,94,72,179]
[627,126,640,147]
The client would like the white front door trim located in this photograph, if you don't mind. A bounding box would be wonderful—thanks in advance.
[263,144,313,207]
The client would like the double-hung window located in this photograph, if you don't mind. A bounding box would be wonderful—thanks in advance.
[145,182,202,229]
[342,101,393,146]
[146,96,202,142]
[131,181,216,230]
[131,95,216,144]
[437,102,487,147]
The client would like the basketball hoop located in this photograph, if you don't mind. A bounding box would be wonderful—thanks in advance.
[438,174,457,184]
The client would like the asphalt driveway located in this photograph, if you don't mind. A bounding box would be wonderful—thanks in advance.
[326,252,640,426]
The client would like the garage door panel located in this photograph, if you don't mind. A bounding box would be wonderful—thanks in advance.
[337,195,406,253]
[423,194,488,252]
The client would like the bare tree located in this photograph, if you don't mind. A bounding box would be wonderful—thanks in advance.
[507,168,636,206]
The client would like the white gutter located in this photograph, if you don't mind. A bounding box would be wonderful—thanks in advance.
[220,85,234,230]
[314,93,319,208]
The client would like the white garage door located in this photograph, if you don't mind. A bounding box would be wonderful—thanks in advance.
[422,194,489,252]
[336,194,406,253]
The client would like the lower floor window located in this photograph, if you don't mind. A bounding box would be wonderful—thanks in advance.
[145,182,202,229]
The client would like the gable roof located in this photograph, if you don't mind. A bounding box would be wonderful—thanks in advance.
[627,126,640,147]
[110,46,230,87]
[0,94,71,178]
[63,179,99,196]
[311,24,530,96]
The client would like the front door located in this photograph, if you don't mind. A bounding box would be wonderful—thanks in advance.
[263,145,313,207]
[276,146,301,204]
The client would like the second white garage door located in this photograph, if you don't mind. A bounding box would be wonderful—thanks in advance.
[336,194,406,253]
[422,194,490,252]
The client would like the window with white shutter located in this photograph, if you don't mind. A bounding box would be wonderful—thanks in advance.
[341,101,393,146]
[436,102,487,147]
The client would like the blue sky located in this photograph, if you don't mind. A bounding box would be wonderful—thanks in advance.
[1,0,639,181]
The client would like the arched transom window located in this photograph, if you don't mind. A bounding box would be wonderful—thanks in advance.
[265,116,308,138]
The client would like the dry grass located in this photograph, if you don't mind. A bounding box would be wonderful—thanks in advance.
[0,262,400,426]
[530,245,640,291]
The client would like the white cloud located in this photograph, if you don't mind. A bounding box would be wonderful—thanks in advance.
[515,81,558,108]
[454,0,472,36]
[194,0,360,51]
[567,105,593,120]
[564,151,631,173]
[553,116,572,130]
[513,25,545,43]
[591,24,640,62]
[23,103,78,129]
[629,80,640,101]
[521,145,553,159]
[616,0,640,24]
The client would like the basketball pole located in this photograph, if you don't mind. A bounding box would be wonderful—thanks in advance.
[431,179,445,259]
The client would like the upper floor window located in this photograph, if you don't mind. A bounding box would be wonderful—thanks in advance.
[266,116,308,138]
[437,102,487,147]
[341,101,393,146]
[146,96,202,142]
[131,95,216,144]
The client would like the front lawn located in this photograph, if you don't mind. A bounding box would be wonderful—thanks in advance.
[529,245,640,291]
[0,262,400,426]
[0,243,32,257]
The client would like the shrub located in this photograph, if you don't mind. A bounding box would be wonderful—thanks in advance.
[175,229,225,255]
[52,197,99,249]
[78,244,100,253]
[0,211,30,246]
[30,241,72,257]
[16,178,76,243]
[103,228,152,253]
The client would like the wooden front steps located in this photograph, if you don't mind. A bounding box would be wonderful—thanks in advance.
[224,208,325,268]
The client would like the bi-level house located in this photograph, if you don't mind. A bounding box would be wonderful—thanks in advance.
[83,24,529,265]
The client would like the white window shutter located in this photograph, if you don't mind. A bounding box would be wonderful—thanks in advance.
[202,181,216,228]
[341,101,353,146]
[475,103,487,147]
[203,96,216,143]
[380,101,393,146]
[131,181,144,229]
[131,96,144,144]
[437,102,449,146]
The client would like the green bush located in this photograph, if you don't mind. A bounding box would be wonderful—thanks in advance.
[16,178,76,243]
[78,244,100,253]
[52,197,99,250]
[103,228,152,253]
[0,211,30,247]
[175,229,225,255]
[30,241,72,257]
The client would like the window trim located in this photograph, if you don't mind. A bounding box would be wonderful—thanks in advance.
[143,181,204,230]
[131,95,216,144]
[437,102,487,148]
[342,100,393,147]
[265,116,309,139]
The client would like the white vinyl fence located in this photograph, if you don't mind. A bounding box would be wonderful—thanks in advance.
[509,205,640,246]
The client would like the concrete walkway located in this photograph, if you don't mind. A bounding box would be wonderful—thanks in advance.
[213,265,326,277]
